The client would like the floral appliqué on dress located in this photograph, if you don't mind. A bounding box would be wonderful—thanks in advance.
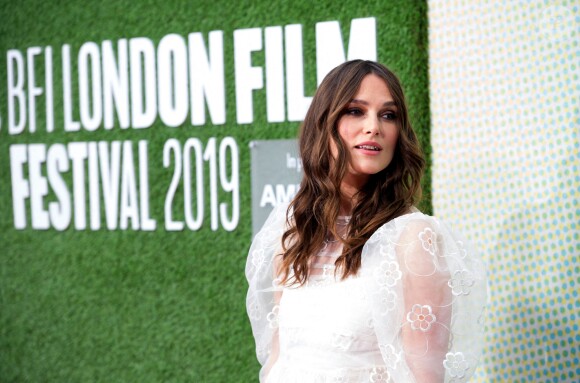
[266,305,280,329]
[418,227,438,256]
[369,367,391,383]
[448,269,475,296]
[375,261,402,287]
[443,352,470,379]
[406,304,437,332]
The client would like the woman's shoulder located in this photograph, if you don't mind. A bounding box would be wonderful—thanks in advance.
[393,206,438,225]
[363,207,481,268]
[253,203,291,239]
[246,203,290,289]
[366,207,438,244]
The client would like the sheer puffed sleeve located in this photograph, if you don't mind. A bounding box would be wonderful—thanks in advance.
[245,204,289,382]
[361,211,487,383]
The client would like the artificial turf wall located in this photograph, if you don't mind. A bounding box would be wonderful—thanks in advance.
[0,1,430,381]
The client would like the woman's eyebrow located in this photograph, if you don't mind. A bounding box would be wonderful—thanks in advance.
[350,99,397,107]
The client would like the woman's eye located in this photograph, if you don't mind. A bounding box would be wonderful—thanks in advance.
[345,108,363,116]
[382,111,397,120]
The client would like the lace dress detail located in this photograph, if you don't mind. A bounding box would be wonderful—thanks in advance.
[246,204,487,383]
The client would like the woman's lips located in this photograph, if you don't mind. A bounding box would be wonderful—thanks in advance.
[354,142,382,151]
[355,144,381,151]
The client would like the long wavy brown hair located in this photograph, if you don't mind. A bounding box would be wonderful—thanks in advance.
[280,60,425,285]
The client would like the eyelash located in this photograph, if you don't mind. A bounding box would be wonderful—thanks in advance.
[345,108,363,116]
[344,108,397,120]
[382,111,397,121]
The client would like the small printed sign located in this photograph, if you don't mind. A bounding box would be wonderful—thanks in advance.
[250,139,302,236]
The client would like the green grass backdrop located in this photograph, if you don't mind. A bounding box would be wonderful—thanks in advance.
[0,0,430,381]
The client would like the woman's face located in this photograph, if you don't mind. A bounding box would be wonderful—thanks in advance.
[335,74,399,189]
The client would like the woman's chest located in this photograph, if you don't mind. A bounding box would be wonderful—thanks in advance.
[277,276,377,352]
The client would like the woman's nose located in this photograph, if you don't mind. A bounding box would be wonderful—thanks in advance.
[364,116,380,135]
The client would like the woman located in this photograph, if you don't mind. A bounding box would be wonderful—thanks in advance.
[246,60,486,383]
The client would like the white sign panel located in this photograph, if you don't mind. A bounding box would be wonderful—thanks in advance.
[250,139,302,236]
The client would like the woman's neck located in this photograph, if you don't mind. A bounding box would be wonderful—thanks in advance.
[339,199,353,216]
[339,188,357,216]
[339,177,366,215]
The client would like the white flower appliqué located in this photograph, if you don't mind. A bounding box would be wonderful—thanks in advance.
[369,367,391,383]
[375,261,402,287]
[443,352,470,379]
[418,227,437,256]
[379,243,395,259]
[368,225,395,244]
[406,304,437,332]
[367,226,385,244]
[247,296,261,320]
[266,305,280,329]
[448,269,475,296]
[251,249,266,272]
[332,332,354,351]
[378,287,397,314]
[379,344,401,369]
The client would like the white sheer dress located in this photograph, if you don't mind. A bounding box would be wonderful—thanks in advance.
[246,204,487,383]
